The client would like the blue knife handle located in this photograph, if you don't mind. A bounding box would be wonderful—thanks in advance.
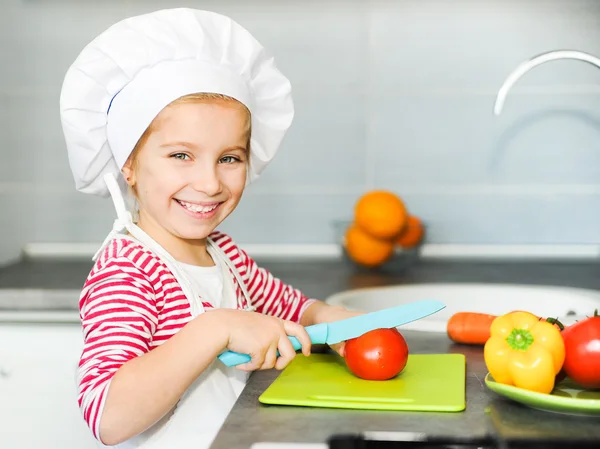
[218,322,328,367]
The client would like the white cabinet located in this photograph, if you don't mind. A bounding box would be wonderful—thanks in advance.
[0,323,100,449]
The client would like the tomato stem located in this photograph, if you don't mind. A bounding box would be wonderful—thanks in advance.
[506,328,534,351]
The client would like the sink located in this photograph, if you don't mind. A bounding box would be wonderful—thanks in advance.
[325,283,600,332]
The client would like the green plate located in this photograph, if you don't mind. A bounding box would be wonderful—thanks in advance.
[485,373,600,416]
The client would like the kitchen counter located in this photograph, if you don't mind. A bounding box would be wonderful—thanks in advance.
[210,331,490,449]
[209,330,600,449]
[4,256,600,306]
[2,256,600,447]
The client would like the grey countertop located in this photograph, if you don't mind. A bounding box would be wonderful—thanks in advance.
[209,331,600,449]
[3,256,600,447]
[4,256,600,306]
[210,331,492,449]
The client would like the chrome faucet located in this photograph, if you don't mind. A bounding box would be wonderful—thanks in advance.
[493,50,600,116]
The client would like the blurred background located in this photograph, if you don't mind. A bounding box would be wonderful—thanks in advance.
[2,0,600,266]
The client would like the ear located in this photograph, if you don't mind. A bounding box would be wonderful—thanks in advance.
[121,161,136,186]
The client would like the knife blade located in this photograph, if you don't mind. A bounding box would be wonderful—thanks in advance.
[218,299,445,367]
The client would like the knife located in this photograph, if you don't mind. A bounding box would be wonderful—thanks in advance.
[217,299,445,367]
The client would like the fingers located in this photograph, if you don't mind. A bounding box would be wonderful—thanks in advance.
[231,316,313,372]
[235,341,282,371]
[235,349,266,372]
[282,320,312,357]
[260,343,279,370]
[274,335,296,370]
[329,341,346,357]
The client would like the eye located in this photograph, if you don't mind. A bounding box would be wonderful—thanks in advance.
[219,155,242,164]
[170,153,190,161]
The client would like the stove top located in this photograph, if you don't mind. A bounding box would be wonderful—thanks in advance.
[328,433,600,448]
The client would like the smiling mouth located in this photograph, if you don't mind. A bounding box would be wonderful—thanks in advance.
[175,199,221,214]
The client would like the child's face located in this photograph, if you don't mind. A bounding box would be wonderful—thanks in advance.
[123,98,249,244]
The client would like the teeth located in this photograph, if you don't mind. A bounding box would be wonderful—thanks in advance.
[179,200,218,213]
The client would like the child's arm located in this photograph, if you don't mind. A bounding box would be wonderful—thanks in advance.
[79,257,310,446]
[299,299,360,327]
[97,311,229,444]
[78,258,230,445]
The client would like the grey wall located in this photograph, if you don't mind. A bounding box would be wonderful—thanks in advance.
[1,0,600,264]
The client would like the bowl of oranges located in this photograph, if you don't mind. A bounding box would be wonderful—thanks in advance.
[335,190,426,271]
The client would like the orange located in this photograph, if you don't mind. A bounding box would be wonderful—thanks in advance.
[354,190,408,239]
[395,215,424,248]
[344,223,394,268]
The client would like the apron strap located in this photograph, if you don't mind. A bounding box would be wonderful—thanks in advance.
[207,240,255,312]
[93,173,134,260]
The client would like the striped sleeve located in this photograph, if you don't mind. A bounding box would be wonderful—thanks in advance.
[237,247,318,323]
[77,256,158,442]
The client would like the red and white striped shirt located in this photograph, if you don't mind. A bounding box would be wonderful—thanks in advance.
[77,230,317,440]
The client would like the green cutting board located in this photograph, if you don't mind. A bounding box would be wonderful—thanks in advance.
[259,353,466,412]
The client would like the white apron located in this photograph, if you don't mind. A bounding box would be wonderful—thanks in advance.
[94,174,253,449]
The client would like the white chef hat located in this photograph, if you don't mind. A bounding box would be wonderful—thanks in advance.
[59,8,294,198]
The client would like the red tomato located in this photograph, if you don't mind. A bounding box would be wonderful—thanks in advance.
[562,313,600,389]
[344,328,409,380]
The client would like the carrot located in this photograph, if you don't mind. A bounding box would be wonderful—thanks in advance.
[446,312,498,345]
[447,310,557,345]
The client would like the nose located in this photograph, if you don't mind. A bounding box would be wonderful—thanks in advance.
[190,162,223,197]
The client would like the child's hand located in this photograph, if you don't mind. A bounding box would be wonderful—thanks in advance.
[301,302,364,358]
[325,309,364,357]
[217,309,312,372]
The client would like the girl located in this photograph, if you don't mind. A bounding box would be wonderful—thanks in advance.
[60,8,359,449]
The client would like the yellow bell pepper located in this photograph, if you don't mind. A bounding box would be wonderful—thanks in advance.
[484,311,565,394]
